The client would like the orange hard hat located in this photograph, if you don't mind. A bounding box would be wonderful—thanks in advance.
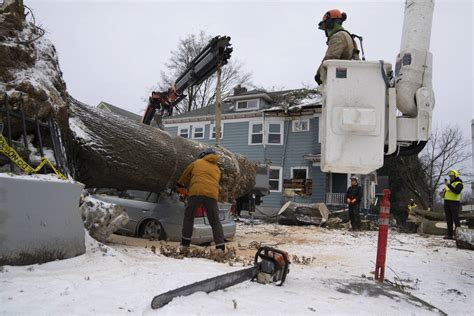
[318,9,347,30]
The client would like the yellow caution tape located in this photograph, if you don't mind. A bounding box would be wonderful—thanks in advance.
[0,134,66,180]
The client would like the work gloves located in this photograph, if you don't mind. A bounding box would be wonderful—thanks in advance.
[176,183,188,201]
[346,198,357,205]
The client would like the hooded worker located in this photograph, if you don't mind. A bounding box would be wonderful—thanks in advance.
[345,175,363,231]
[441,169,463,240]
[314,9,360,85]
[176,147,225,251]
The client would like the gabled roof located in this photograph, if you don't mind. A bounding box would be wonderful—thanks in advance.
[164,88,322,123]
[97,101,142,122]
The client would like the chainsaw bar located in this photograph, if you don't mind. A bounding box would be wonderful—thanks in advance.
[151,266,256,309]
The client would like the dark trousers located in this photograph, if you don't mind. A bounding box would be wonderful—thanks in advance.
[444,200,461,238]
[181,196,225,249]
[348,203,361,230]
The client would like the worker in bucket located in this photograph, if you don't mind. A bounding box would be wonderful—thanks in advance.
[314,9,360,85]
[441,169,464,240]
[345,175,362,231]
[176,147,226,251]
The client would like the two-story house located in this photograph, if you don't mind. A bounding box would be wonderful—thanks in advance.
[162,86,371,216]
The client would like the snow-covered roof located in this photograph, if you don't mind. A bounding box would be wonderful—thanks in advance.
[165,88,322,122]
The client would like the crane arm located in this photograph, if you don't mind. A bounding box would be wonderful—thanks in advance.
[142,35,233,126]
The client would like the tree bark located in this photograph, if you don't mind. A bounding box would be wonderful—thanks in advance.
[67,98,256,202]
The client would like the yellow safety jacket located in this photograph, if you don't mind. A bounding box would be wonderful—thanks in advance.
[407,203,417,213]
[444,180,462,201]
[178,154,221,201]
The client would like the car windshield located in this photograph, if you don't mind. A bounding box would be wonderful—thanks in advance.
[121,190,158,202]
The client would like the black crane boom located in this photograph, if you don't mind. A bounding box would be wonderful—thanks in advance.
[142,35,232,126]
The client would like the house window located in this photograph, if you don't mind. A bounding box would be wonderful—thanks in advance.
[178,126,189,138]
[192,125,204,139]
[210,123,224,140]
[291,167,308,180]
[249,122,263,144]
[248,121,284,145]
[267,122,282,144]
[292,119,310,132]
[269,166,282,192]
[236,99,259,111]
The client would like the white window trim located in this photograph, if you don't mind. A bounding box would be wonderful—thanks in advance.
[248,121,284,145]
[209,123,224,140]
[290,166,309,179]
[235,99,260,112]
[178,126,190,138]
[292,119,310,132]
[191,125,205,139]
[269,166,283,193]
[266,121,284,145]
[248,122,264,145]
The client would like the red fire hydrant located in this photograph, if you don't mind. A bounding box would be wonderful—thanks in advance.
[375,189,391,282]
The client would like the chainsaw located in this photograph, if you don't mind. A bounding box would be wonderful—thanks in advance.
[151,246,290,309]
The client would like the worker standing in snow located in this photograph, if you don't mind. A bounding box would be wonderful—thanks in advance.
[314,9,360,85]
[176,147,226,251]
[441,169,463,240]
[404,198,417,224]
[345,176,362,231]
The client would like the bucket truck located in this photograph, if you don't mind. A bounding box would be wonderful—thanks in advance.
[319,0,435,175]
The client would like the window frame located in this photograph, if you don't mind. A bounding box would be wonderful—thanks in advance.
[191,125,205,139]
[292,119,310,132]
[266,121,283,145]
[209,123,224,140]
[290,166,309,180]
[248,122,264,145]
[235,99,260,112]
[269,166,283,192]
[178,126,190,138]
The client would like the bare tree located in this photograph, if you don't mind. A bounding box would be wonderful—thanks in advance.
[156,31,252,114]
[419,125,471,208]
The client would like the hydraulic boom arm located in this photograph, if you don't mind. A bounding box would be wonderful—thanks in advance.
[142,35,233,126]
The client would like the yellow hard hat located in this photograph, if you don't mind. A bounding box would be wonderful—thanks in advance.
[448,169,459,177]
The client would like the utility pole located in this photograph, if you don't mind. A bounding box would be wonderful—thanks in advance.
[215,63,222,146]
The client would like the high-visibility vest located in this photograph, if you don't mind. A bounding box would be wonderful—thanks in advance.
[444,181,462,201]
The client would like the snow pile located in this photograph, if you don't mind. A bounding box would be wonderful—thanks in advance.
[22,134,56,165]
[0,171,70,183]
[79,194,129,243]
[0,2,69,139]
[456,227,474,250]
[1,224,472,314]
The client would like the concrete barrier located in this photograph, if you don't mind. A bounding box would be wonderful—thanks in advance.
[0,173,85,265]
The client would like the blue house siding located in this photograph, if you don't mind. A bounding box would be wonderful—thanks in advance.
[164,115,325,211]
[220,121,265,162]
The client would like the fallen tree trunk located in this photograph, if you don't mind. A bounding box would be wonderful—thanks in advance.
[413,208,474,221]
[68,98,256,202]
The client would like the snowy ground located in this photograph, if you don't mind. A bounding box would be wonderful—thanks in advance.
[1,223,472,315]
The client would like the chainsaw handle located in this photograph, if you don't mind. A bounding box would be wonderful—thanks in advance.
[254,246,290,286]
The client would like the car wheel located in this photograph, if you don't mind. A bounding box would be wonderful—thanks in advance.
[140,219,165,240]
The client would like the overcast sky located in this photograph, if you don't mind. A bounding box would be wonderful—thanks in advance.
[29,0,473,146]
